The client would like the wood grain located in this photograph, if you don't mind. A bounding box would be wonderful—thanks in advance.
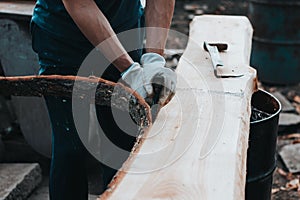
[99,15,257,200]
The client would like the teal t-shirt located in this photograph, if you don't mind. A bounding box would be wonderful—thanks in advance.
[31,0,143,41]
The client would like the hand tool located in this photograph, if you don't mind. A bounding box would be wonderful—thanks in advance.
[203,42,244,78]
[149,76,164,120]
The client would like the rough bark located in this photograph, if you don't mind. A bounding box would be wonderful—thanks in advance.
[0,75,151,127]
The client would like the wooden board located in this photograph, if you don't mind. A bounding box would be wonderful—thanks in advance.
[100,15,257,200]
[0,75,152,129]
[0,1,35,16]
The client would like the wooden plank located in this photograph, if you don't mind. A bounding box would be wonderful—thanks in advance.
[0,75,152,130]
[0,1,35,16]
[0,75,152,159]
[0,75,148,109]
[99,15,257,200]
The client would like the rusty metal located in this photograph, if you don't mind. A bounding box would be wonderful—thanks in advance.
[249,0,300,84]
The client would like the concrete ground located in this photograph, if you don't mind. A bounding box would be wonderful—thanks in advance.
[0,163,41,200]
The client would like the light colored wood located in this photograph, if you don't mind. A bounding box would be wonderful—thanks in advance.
[0,1,35,16]
[99,15,257,200]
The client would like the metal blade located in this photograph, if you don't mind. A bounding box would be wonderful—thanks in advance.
[204,42,245,78]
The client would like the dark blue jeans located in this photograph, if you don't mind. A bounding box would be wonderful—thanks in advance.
[31,17,144,200]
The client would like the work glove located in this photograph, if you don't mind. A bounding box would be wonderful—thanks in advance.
[121,53,177,105]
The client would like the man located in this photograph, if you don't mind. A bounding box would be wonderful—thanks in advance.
[31,0,176,199]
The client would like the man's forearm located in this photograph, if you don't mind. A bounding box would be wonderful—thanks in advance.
[62,0,133,72]
[145,0,175,55]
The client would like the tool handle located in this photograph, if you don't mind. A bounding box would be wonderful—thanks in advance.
[151,77,164,105]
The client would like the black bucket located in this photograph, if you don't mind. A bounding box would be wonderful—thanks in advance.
[246,90,281,200]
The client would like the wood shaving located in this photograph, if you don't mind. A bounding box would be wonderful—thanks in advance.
[294,96,300,104]
[293,139,300,144]
[277,168,294,180]
[271,188,280,194]
[279,133,300,140]
[285,179,300,191]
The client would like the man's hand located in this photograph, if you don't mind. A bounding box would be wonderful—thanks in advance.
[121,62,148,100]
[121,53,177,105]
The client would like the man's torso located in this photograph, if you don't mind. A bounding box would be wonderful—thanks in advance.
[31,0,143,41]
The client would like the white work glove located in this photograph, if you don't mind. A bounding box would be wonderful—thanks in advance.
[121,53,177,105]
